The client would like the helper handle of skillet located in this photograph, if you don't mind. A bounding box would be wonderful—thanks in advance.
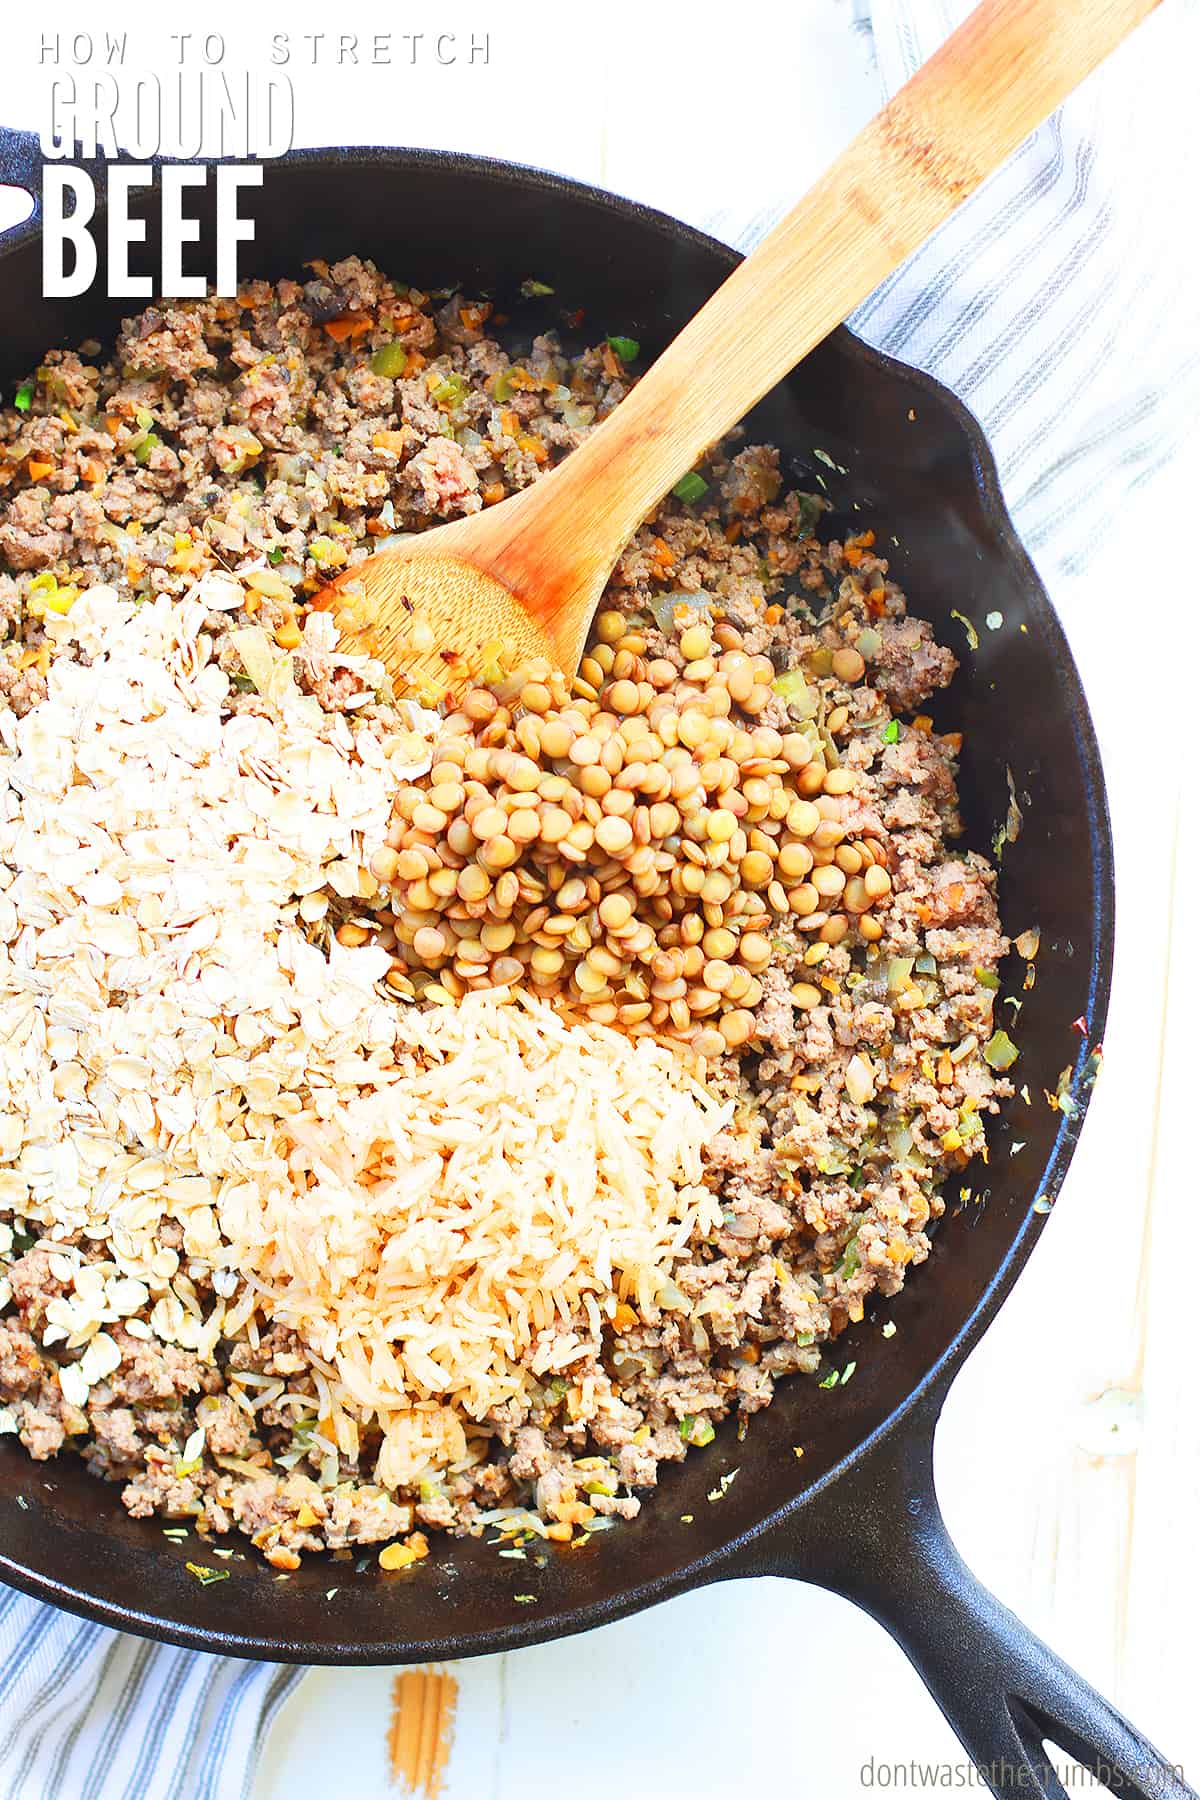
[731,1386,1194,1800]
[0,128,42,216]
[490,0,1161,658]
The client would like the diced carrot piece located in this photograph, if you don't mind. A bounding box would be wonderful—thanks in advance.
[265,1545,302,1572]
[27,459,52,481]
[379,1542,417,1571]
[482,482,505,506]
[372,429,408,454]
[324,314,372,342]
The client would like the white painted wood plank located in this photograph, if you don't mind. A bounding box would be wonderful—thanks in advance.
[1118,793,1199,1756]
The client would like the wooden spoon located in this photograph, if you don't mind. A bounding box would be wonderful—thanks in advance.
[325,0,1158,696]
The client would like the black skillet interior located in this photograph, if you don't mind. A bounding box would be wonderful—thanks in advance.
[0,145,1112,1665]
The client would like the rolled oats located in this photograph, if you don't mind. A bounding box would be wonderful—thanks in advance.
[0,583,440,1403]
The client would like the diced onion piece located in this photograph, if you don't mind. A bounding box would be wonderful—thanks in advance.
[845,1054,875,1106]
[886,957,915,994]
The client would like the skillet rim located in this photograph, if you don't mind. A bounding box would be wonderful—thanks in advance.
[0,139,1115,1662]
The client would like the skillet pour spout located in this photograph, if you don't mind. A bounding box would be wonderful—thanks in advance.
[0,129,1188,1800]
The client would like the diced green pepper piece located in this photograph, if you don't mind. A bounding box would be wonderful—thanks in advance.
[430,372,468,408]
[672,471,709,505]
[680,1414,715,1447]
[983,1029,1019,1071]
[371,341,409,378]
[606,334,640,362]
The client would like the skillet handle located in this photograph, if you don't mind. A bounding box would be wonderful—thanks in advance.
[0,126,43,221]
[737,1398,1193,1800]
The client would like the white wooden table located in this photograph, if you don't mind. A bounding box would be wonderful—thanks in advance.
[10,2,1192,1792]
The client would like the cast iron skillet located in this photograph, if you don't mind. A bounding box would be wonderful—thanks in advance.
[0,133,1187,1799]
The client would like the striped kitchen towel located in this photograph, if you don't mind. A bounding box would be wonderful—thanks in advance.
[701,0,1200,585]
[1,4,1195,1798]
[0,1586,298,1800]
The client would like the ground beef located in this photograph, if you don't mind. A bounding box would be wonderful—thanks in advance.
[0,262,1011,1561]
[105,1327,218,1406]
[7,1249,69,1330]
[404,438,481,516]
[0,1320,44,1397]
[16,1404,67,1459]
[871,616,958,712]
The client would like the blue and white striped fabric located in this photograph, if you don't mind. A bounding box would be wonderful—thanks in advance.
[703,0,1200,586]
[2,2,1196,1795]
[0,1586,299,1800]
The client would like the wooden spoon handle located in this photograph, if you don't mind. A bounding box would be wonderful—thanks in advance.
[500,0,1158,637]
